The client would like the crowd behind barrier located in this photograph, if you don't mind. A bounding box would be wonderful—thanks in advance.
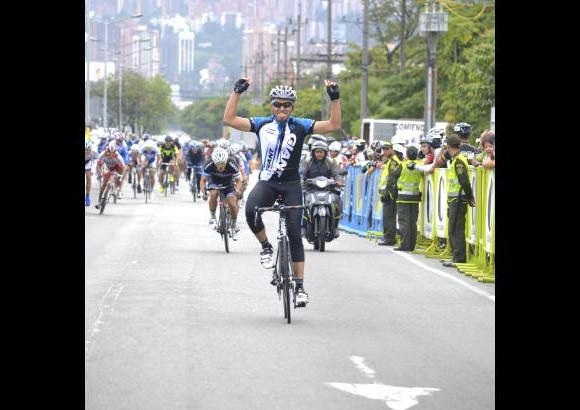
[339,164,495,282]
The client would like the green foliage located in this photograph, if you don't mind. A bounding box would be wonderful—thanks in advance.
[170,0,494,143]
[179,97,229,140]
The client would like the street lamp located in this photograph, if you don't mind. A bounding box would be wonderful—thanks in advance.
[419,1,448,133]
[103,13,142,130]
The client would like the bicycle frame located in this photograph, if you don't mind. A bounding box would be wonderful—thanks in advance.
[98,170,121,215]
[187,166,201,202]
[130,164,140,198]
[208,185,233,253]
[254,199,305,324]
[159,162,174,196]
[142,166,154,203]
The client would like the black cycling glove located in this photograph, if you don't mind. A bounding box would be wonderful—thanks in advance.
[233,79,250,94]
[326,83,340,101]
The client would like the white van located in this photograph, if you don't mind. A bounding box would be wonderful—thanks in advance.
[361,118,448,148]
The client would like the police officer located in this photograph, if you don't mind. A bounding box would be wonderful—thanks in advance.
[441,134,476,266]
[377,141,401,246]
[394,146,423,251]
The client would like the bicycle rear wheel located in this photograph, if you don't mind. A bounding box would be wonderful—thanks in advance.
[191,180,197,202]
[279,237,291,323]
[220,204,229,253]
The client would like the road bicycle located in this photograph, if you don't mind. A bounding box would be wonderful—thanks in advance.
[207,185,234,253]
[142,167,153,203]
[98,171,122,215]
[187,165,202,202]
[254,196,305,324]
[130,164,140,199]
[160,162,175,197]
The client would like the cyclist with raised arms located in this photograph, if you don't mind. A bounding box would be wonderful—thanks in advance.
[199,147,243,240]
[223,78,342,307]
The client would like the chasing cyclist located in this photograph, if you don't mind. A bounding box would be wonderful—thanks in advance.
[199,147,243,240]
[138,139,161,194]
[94,143,126,210]
[158,135,178,194]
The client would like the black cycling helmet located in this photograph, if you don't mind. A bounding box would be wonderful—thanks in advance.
[354,139,366,150]
[424,127,445,149]
[165,135,173,143]
[453,122,471,138]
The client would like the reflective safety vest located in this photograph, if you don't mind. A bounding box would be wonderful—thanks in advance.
[447,153,470,202]
[396,160,422,203]
[378,155,401,190]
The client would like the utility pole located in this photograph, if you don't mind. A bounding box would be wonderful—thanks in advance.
[326,0,332,80]
[103,19,109,129]
[400,0,407,72]
[361,0,369,121]
[118,64,122,130]
[85,0,91,126]
[276,28,281,82]
[296,5,302,87]
[284,25,289,83]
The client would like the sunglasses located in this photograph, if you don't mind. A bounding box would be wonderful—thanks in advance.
[272,101,293,108]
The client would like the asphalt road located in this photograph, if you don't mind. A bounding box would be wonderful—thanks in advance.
[85,172,495,410]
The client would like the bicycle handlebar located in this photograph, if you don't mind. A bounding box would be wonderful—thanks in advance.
[254,203,305,225]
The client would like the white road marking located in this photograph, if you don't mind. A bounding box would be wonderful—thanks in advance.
[389,249,495,302]
[350,356,376,379]
[85,283,124,360]
[327,356,440,410]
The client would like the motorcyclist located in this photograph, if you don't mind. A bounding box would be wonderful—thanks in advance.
[299,140,343,238]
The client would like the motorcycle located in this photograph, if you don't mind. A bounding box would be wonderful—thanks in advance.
[302,176,341,252]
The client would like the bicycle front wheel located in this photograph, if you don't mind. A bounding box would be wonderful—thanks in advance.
[99,190,108,215]
[220,204,229,253]
[279,237,291,324]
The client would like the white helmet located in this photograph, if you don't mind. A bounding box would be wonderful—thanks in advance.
[216,138,230,149]
[329,141,341,152]
[228,143,241,156]
[141,140,156,150]
[269,85,297,101]
[211,147,229,164]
